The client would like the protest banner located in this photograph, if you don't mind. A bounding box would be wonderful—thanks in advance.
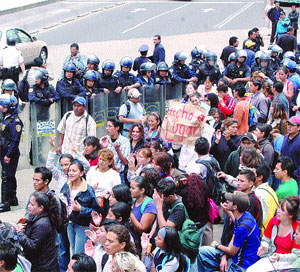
[161,101,206,146]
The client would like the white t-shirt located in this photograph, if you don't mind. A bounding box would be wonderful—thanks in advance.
[0,46,24,68]
[86,167,121,197]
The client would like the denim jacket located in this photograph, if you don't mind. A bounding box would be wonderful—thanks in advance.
[60,179,103,226]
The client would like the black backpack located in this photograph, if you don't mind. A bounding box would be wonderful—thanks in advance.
[116,101,131,120]
[51,192,68,234]
[197,158,227,205]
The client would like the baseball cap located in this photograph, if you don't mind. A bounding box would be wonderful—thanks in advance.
[225,191,250,211]
[138,44,149,52]
[128,88,141,98]
[288,116,300,126]
[241,132,257,142]
[72,96,86,106]
[288,60,297,70]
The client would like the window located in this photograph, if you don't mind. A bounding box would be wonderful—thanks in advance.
[6,29,19,43]
[15,29,32,43]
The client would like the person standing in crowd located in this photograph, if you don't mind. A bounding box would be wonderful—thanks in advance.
[60,160,103,255]
[61,43,86,79]
[133,45,150,76]
[0,95,23,213]
[16,191,59,271]
[197,52,221,85]
[276,11,291,41]
[152,35,165,65]
[272,81,290,116]
[67,253,97,272]
[28,68,60,109]
[83,136,101,167]
[56,62,86,115]
[253,27,265,52]
[118,88,146,138]
[220,36,239,68]
[100,118,130,184]
[216,84,236,118]
[289,4,299,38]
[233,86,250,135]
[267,100,288,135]
[197,191,260,272]
[0,36,25,84]
[268,1,284,43]
[274,156,298,200]
[57,96,96,157]
[277,26,297,55]
[253,163,279,235]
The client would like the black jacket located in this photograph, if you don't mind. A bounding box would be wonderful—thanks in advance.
[19,212,58,272]
[268,7,283,22]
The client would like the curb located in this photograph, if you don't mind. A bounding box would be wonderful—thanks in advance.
[0,0,62,16]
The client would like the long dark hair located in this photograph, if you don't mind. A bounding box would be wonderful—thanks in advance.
[32,191,61,232]
[160,227,187,272]
[112,185,133,206]
[133,176,154,197]
[256,123,273,143]
[68,160,86,180]
[110,202,131,224]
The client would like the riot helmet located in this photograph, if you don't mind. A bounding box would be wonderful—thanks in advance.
[191,47,202,61]
[259,52,271,68]
[35,68,49,84]
[283,51,295,61]
[157,62,169,71]
[271,45,283,56]
[236,49,247,63]
[87,54,100,71]
[1,79,17,93]
[228,52,237,63]
[102,60,115,71]
[120,56,133,68]
[0,94,18,114]
[206,52,217,66]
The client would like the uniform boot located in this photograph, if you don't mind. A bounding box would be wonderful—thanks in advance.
[0,171,11,213]
[9,191,18,206]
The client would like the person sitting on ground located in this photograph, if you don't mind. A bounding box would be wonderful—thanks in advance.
[197,191,260,272]
[274,156,298,200]
[247,196,300,272]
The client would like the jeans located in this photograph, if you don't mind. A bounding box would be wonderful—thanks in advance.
[59,229,70,272]
[190,224,207,272]
[67,222,89,255]
[197,246,244,272]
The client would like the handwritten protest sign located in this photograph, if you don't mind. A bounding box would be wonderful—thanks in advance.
[161,101,206,146]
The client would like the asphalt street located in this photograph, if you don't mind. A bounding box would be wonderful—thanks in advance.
[1,0,268,45]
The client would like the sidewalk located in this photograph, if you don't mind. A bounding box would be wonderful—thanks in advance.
[0,0,59,14]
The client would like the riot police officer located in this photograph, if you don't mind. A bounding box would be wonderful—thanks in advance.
[114,56,141,92]
[133,45,150,76]
[99,60,118,94]
[170,51,197,84]
[197,51,221,85]
[1,79,18,98]
[154,62,172,86]
[0,36,25,84]
[83,70,99,98]
[251,51,263,71]
[28,68,60,106]
[80,54,101,87]
[189,47,203,74]
[270,45,282,71]
[224,49,251,90]
[253,52,274,80]
[0,94,23,212]
[56,62,86,116]
[138,62,156,88]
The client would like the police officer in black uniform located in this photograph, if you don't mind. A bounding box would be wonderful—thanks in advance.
[80,54,101,87]
[0,94,23,212]
[252,52,274,80]
[170,51,197,84]
[197,51,221,85]
[154,62,172,86]
[189,47,203,74]
[224,49,251,90]
[56,62,86,116]
[99,60,118,94]
[133,45,150,76]
[270,45,282,71]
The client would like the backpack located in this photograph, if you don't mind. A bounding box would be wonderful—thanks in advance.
[0,221,23,255]
[116,101,131,120]
[52,193,68,233]
[197,158,227,205]
[248,103,259,126]
[66,111,89,136]
[170,202,201,254]
[133,196,153,215]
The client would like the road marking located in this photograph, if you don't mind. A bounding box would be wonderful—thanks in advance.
[201,8,214,12]
[122,3,191,34]
[214,2,255,29]
[131,8,147,13]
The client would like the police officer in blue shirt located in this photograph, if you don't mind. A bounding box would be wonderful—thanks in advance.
[28,68,60,106]
[99,60,118,95]
[198,51,221,85]
[224,49,251,89]
[152,35,165,65]
[189,47,203,74]
[154,62,172,86]
[170,51,197,84]
[80,54,101,87]
[133,45,150,76]
[56,62,86,116]
[0,94,23,212]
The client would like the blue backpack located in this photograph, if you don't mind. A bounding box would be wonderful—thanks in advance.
[248,103,259,126]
